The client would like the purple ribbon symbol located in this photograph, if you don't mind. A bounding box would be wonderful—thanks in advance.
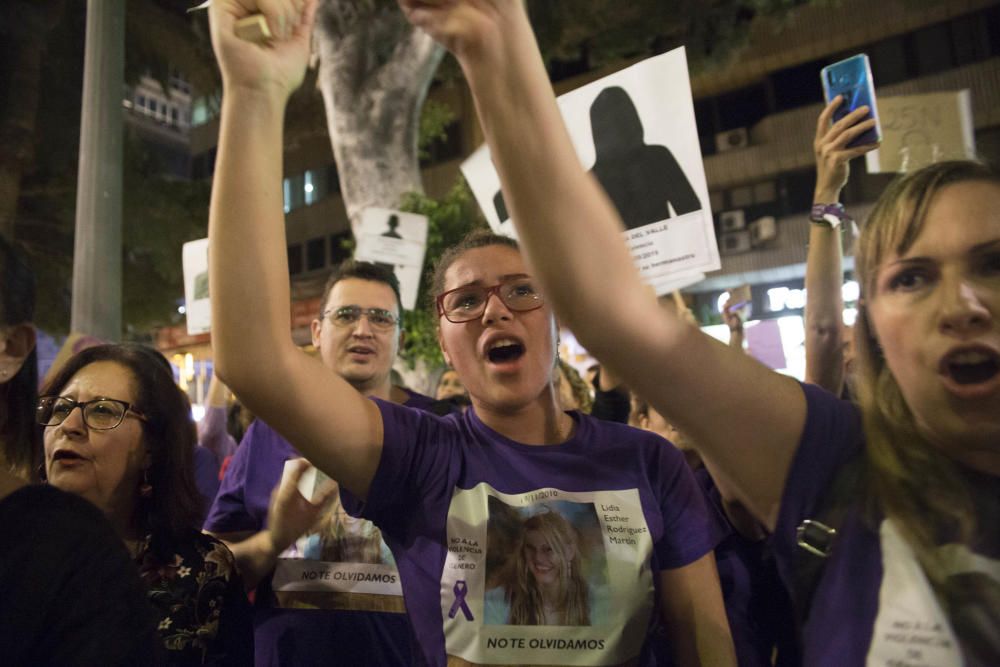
[448,580,474,621]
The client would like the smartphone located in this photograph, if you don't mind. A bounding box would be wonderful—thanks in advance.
[821,54,881,147]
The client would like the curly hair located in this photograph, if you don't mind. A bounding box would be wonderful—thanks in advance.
[41,344,202,560]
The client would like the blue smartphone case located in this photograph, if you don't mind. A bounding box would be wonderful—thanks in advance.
[821,54,881,147]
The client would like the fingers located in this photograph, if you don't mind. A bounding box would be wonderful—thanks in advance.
[815,95,842,139]
[828,104,871,136]
[829,117,877,151]
[282,457,311,485]
[253,0,300,41]
[313,478,339,505]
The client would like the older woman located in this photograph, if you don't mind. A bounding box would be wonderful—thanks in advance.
[40,344,253,665]
[400,3,1000,665]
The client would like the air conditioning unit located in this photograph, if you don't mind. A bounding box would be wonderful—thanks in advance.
[750,216,777,245]
[719,230,752,255]
[719,209,746,233]
[715,128,750,153]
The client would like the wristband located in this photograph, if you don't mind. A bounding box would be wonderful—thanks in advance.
[810,202,851,229]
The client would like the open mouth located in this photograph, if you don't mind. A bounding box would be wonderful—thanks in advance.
[487,338,525,364]
[941,349,1000,386]
[52,450,85,463]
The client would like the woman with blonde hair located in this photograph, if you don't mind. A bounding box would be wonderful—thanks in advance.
[397,2,1000,664]
[501,509,591,626]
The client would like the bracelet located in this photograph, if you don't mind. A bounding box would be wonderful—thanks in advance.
[810,202,852,229]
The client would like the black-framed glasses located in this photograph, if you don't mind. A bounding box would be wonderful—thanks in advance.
[436,277,545,323]
[36,396,148,431]
[323,306,399,330]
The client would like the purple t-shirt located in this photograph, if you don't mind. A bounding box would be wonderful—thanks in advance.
[342,401,717,667]
[694,468,793,667]
[774,383,1000,666]
[204,389,437,667]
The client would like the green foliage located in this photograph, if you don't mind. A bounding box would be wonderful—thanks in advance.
[418,98,457,161]
[121,136,211,336]
[529,0,815,71]
[396,178,486,367]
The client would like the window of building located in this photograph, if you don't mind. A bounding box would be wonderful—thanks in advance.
[304,168,328,206]
[287,244,303,275]
[867,36,908,86]
[753,181,777,204]
[951,13,992,66]
[306,238,326,271]
[770,58,826,111]
[781,170,818,214]
[729,185,754,208]
[716,84,769,132]
[909,24,953,77]
[283,173,305,213]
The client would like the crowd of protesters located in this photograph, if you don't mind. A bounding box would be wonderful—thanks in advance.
[1,0,997,665]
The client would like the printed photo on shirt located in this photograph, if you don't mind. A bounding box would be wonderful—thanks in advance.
[269,462,403,611]
[483,498,608,627]
[442,484,655,666]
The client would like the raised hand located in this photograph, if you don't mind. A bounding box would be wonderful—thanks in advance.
[267,458,337,554]
[813,96,879,202]
[209,0,317,99]
[397,0,523,63]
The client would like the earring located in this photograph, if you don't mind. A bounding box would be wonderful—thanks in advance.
[139,469,153,498]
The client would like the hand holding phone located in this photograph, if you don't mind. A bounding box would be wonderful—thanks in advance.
[821,54,881,148]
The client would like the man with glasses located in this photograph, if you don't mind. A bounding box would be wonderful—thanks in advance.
[204,261,438,666]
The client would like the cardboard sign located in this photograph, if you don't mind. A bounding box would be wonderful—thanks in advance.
[353,208,429,311]
[182,238,211,335]
[461,46,719,295]
[866,90,975,174]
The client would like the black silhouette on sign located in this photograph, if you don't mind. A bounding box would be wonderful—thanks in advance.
[492,86,701,231]
[589,86,701,229]
[375,214,403,277]
[382,214,402,239]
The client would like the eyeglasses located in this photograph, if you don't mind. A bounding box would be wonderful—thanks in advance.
[322,306,399,330]
[36,396,148,431]
[436,277,545,323]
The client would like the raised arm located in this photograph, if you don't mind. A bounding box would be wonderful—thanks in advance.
[805,97,878,395]
[208,0,381,499]
[400,1,803,529]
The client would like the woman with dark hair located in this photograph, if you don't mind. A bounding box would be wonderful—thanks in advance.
[0,235,39,479]
[205,3,734,664]
[40,343,253,665]
[398,3,1000,665]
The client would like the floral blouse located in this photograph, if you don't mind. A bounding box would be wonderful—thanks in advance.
[136,530,253,665]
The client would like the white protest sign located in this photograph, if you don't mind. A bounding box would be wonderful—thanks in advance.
[182,238,211,335]
[353,208,429,311]
[866,90,975,174]
[461,46,720,294]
